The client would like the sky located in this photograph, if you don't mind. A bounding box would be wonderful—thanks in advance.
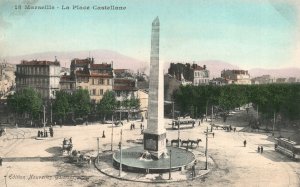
[0,0,300,69]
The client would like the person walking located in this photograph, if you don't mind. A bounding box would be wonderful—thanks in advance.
[257,146,260,153]
[102,130,106,138]
[260,146,263,154]
[243,140,247,147]
[192,161,196,178]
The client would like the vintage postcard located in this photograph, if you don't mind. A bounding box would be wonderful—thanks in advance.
[0,0,299,187]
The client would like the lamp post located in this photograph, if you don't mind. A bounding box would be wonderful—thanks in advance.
[119,129,123,177]
[177,115,180,148]
[205,127,208,170]
[169,150,172,180]
[4,175,7,187]
[111,115,114,151]
[97,137,99,163]
[43,105,46,132]
[50,101,53,124]
[272,111,276,136]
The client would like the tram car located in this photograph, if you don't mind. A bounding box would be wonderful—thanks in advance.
[275,137,300,160]
[170,116,196,129]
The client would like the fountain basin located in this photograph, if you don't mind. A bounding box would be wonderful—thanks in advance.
[113,146,195,173]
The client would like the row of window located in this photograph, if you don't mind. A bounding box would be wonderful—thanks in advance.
[194,78,209,85]
[90,89,104,96]
[77,78,111,85]
[17,66,49,75]
[17,77,50,85]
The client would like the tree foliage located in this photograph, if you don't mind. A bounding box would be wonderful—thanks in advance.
[173,84,300,121]
[7,87,42,119]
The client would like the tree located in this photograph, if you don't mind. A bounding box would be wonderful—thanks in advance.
[53,91,70,123]
[7,87,42,120]
[97,91,116,121]
[71,89,91,118]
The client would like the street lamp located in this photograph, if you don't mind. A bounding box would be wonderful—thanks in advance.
[169,150,172,180]
[111,114,114,151]
[97,137,99,163]
[119,129,123,177]
[43,105,46,133]
[205,127,208,170]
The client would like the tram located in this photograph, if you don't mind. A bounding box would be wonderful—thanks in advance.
[275,137,300,160]
[170,116,195,129]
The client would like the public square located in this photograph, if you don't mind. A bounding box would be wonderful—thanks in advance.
[0,107,299,187]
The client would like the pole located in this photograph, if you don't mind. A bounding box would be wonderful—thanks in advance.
[205,127,208,170]
[4,175,7,187]
[50,102,53,124]
[111,115,114,151]
[97,137,99,163]
[119,129,123,177]
[177,117,180,148]
[43,105,46,132]
[205,101,208,121]
[257,105,259,119]
[172,101,175,120]
[169,150,172,180]
[272,111,275,136]
[211,105,213,124]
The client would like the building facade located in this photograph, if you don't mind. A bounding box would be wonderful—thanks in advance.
[15,60,61,99]
[221,69,251,85]
[60,58,114,103]
[168,62,210,85]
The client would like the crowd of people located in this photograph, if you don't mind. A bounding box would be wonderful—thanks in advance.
[37,126,54,138]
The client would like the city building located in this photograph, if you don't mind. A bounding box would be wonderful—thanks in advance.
[251,75,274,84]
[168,62,210,85]
[66,58,114,103]
[221,69,251,85]
[15,60,61,99]
[114,78,139,119]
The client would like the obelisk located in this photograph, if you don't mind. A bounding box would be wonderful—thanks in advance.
[143,17,167,159]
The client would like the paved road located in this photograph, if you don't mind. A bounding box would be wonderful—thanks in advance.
[0,114,299,186]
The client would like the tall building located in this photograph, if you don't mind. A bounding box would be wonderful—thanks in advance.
[221,69,251,85]
[168,62,210,85]
[15,60,61,99]
[60,58,114,103]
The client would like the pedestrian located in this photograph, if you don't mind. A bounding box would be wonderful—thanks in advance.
[133,123,135,129]
[37,131,40,137]
[69,137,72,143]
[63,138,67,145]
[212,132,215,138]
[260,146,263,154]
[130,124,133,130]
[192,161,196,178]
[198,121,201,126]
[257,146,260,153]
[243,140,247,147]
[102,130,106,138]
[140,123,143,129]
[0,157,2,166]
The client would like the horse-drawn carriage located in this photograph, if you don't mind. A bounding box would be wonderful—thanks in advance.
[62,138,73,155]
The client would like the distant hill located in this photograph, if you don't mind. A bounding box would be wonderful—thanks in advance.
[4,51,300,78]
[5,49,148,73]
[249,68,300,78]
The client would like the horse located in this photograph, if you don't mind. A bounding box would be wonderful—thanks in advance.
[181,139,190,146]
[190,139,202,147]
[171,139,181,146]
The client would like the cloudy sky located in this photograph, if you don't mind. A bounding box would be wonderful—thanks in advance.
[0,0,300,69]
